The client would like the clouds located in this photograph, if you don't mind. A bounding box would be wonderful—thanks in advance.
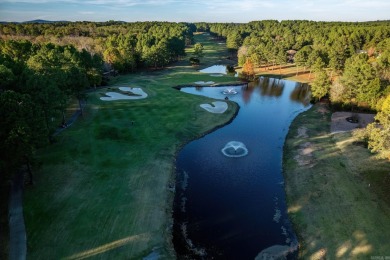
[1,0,389,22]
[79,11,95,15]
[1,0,181,6]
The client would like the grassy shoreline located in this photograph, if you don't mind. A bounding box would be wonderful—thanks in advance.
[283,103,390,259]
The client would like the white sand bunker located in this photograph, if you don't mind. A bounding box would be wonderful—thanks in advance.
[209,74,224,77]
[194,81,215,85]
[200,101,228,114]
[100,87,147,101]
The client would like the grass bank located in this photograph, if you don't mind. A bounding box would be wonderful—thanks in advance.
[23,33,240,259]
[283,103,390,259]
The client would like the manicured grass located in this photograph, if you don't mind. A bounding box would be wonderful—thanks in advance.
[283,103,390,259]
[23,33,240,259]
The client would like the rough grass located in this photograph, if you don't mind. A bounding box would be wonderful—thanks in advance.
[23,33,239,259]
[283,103,390,259]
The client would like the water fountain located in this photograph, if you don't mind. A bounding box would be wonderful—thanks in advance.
[222,87,238,95]
[221,141,248,158]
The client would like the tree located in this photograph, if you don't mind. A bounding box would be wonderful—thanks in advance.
[24,73,66,137]
[64,66,89,115]
[275,47,286,75]
[294,45,312,76]
[377,50,390,81]
[0,91,47,183]
[237,45,248,66]
[361,94,390,159]
[242,58,255,80]
[0,64,15,90]
[310,70,331,100]
[328,39,350,74]
[193,43,204,58]
[329,78,348,104]
[226,32,243,52]
[341,53,381,108]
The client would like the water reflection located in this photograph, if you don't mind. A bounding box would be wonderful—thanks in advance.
[258,77,285,97]
[195,86,203,92]
[241,84,255,104]
[290,82,311,106]
[242,77,309,105]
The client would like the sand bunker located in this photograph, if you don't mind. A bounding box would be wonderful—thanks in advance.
[200,101,228,113]
[100,87,147,101]
[194,81,215,85]
[209,74,224,77]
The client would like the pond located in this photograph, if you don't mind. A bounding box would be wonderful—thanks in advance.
[199,65,228,74]
[173,77,311,259]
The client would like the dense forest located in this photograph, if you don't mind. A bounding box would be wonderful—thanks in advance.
[0,20,389,185]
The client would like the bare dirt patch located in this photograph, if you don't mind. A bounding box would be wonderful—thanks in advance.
[294,142,315,167]
[316,106,329,115]
[296,126,308,138]
[330,112,375,133]
[294,127,315,167]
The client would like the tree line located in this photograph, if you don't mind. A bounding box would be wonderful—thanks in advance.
[0,21,194,72]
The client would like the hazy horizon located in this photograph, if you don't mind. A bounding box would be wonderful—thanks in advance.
[1,0,389,23]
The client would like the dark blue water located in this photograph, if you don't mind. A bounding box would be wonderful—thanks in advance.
[173,77,311,259]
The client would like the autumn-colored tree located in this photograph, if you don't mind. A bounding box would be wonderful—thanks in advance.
[242,58,255,80]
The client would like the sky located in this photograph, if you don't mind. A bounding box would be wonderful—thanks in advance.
[0,0,389,23]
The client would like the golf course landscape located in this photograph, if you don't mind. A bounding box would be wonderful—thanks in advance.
[3,27,390,260]
[22,33,240,259]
